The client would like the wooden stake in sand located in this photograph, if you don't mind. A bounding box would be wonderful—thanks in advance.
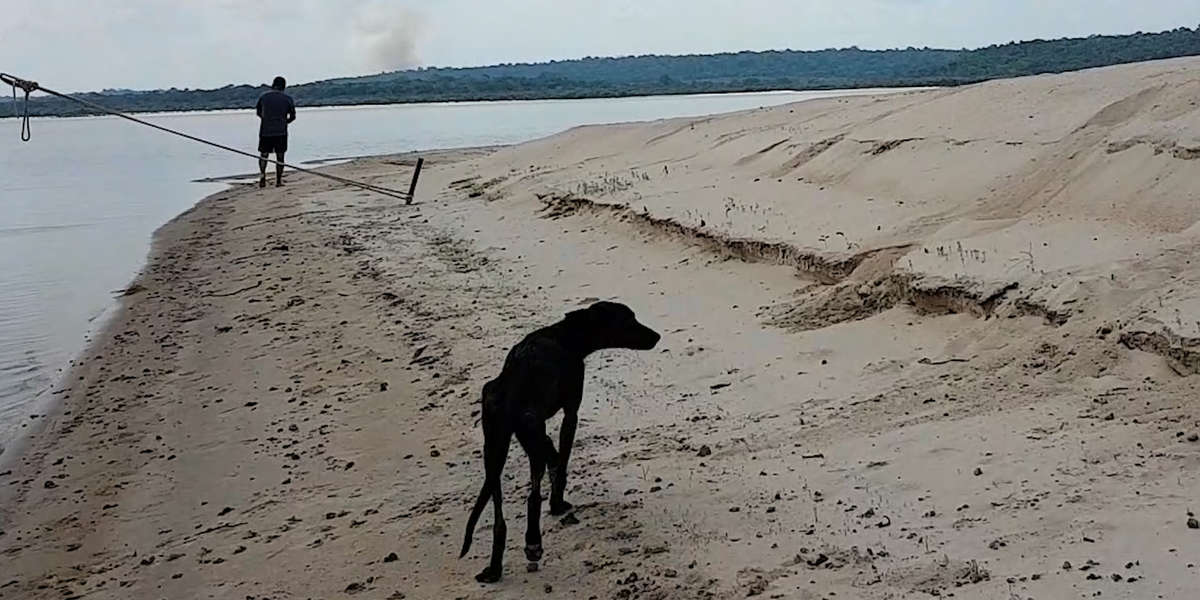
[405,157,424,205]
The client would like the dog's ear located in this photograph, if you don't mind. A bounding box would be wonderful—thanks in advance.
[564,307,592,325]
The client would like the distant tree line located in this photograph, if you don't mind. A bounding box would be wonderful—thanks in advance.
[16,26,1200,118]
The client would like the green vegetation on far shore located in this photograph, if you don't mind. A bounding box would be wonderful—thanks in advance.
[17,26,1200,118]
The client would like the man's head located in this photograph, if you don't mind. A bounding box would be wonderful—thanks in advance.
[272,76,286,91]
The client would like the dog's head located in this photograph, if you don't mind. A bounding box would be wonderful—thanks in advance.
[565,301,661,351]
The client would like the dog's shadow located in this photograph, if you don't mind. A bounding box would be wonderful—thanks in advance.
[546,499,645,551]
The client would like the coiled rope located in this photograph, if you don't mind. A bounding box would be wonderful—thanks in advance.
[4,73,36,141]
[2,72,416,202]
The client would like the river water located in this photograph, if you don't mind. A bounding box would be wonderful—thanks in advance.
[0,87,914,454]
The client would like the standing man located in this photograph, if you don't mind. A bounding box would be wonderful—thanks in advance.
[256,76,296,188]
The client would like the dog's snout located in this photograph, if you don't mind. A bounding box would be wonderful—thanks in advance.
[636,324,661,350]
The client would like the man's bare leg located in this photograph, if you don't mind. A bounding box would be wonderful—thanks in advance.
[275,152,285,187]
[258,153,268,188]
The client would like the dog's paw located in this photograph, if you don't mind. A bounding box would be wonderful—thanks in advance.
[524,544,543,562]
[549,500,573,516]
[475,566,502,584]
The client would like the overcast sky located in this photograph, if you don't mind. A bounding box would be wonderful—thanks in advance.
[5,0,1200,92]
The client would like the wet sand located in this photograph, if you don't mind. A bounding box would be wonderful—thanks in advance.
[3,58,1200,600]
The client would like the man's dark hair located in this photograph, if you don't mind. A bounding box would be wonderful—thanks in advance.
[272,76,286,90]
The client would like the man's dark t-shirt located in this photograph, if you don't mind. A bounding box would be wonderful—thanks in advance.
[256,90,295,137]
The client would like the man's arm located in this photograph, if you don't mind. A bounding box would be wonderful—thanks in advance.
[286,97,296,124]
[256,97,263,118]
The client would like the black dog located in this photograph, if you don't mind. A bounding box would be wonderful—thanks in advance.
[460,301,661,583]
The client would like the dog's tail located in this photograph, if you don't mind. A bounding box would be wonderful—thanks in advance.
[459,479,493,558]
[462,377,503,558]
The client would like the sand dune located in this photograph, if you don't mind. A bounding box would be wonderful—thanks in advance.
[3,59,1200,599]
[487,56,1200,363]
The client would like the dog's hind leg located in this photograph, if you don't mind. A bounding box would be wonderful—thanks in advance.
[550,411,578,515]
[541,434,562,489]
[475,425,512,584]
[516,426,549,562]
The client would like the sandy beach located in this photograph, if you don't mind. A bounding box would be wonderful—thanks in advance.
[4,57,1200,600]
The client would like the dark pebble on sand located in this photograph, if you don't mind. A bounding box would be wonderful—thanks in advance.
[697,445,712,457]
[1188,517,1199,529]
[384,552,399,563]
[43,481,57,489]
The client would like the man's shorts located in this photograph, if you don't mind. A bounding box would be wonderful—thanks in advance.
[258,135,288,154]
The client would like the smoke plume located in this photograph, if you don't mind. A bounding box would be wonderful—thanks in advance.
[349,2,426,72]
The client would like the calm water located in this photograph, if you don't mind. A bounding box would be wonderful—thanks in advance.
[0,88,911,453]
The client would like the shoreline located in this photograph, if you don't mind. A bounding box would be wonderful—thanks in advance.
[5,85,932,121]
[0,146,488,475]
[0,250,163,476]
[0,178,221,478]
[0,183,225,475]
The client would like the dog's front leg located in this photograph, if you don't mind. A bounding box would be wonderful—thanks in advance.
[550,411,577,515]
